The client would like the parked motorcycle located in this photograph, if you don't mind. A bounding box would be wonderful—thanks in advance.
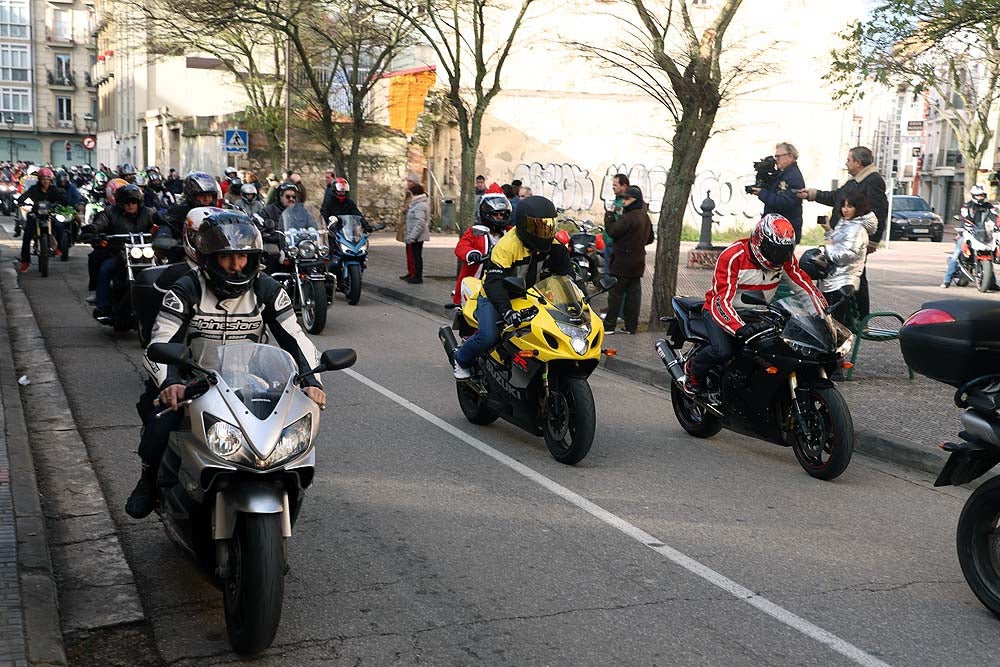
[555,217,605,293]
[145,341,357,654]
[327,214,383,306]
[657,289,857,480]
[439,274,616,464]
[950,213,998,292]
[269,204,330,334]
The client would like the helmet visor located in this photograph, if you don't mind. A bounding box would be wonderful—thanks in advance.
[194,221,263,255]
[760,241,793,267]
[522,215,557,241]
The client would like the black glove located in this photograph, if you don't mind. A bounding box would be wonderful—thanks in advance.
[466,250,483,265]
[503,309,526,328]
[735,321,772,344]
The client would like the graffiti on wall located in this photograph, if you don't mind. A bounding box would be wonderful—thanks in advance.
[512,162,596,211]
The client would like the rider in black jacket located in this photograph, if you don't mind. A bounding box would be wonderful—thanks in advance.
[18,167,67,272]
[319,177,374,232]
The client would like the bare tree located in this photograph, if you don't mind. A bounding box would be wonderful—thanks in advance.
[827,0,1000,190]
[376,0,536,229]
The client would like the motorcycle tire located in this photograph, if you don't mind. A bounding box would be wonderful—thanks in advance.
[932,233,943,243]
[787,386,853,481]
[456,379,498,425]
[977,259,994,292]
[223,514,285,655]
[543,376,596,465]
[670,382,723,438]
[59,229,70,261]
[299,281,327,335]
[346,263,362,305]
[957,277,971,287]
[956,475,1000,619]
[38,233,49,277]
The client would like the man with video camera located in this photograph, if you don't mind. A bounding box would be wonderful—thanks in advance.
[749,142,805,242]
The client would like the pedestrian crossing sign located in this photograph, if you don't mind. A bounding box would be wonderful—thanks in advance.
[224,129,249,154]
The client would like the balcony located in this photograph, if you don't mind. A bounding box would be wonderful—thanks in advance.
[46,69,75,88]
[84,71,95,88]
[45,112,88,133]
[44,28,74,45]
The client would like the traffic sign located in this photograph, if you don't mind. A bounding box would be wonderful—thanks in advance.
[82,135,96,150]
[224,129,248,154]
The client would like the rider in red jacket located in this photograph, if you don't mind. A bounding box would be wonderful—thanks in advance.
[684,214,826,394]
[452,194,512,304]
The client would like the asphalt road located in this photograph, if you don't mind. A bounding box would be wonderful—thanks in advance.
[11,243,1000,666]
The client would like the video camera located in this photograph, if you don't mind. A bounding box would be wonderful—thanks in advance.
[744,155,779,194]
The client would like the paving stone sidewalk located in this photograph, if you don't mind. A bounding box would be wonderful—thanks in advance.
[361,233,1000,474]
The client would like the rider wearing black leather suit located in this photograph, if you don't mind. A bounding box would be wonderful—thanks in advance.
[125,208,326,518]
[17,167,67,272]
[259,181,300,274]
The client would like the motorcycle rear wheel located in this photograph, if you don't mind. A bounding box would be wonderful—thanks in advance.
[346,263,362,305]
[456,379,498,425]
[976,259,994,292]
[956,476,1000,618]
[787,386,853,480]
[223,514,285,655]
[300,281,327,334]
[543,376,595,465]
[669,382,723,438]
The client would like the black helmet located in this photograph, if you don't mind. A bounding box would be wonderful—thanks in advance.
[183,171,219,204]
[797,247,830,280]
[116,183,143,207]
[479,194,512,233]
[276,181,299,206]
[54,168,70,188]
[192,209,263,300]
[514,195,558,252]
[119,162,136,181]
[146,169,163,190]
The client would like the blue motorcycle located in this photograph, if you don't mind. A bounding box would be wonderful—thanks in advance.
[327,215,381,305]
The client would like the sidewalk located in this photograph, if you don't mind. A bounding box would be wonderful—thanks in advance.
[362,233,995,475]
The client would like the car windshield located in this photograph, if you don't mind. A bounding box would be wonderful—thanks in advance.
[772,293,851,354]
[893,197,930,212]
[203,343,297,414]
[530,275,586,322]
[330,215,365,243]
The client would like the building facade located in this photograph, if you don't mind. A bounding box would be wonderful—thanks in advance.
[0,0,96,165]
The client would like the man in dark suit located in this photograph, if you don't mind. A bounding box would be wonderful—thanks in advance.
[751,142,805,242]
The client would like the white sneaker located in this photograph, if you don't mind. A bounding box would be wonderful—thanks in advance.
[453,361,472,380]
[939,282,949,288]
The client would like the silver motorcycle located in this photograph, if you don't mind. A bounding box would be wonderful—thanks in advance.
[147,341,357,655]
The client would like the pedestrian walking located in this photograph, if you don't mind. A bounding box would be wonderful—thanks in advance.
[603,185,654,335]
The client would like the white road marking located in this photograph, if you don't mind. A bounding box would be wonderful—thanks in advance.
[343,368,893,667]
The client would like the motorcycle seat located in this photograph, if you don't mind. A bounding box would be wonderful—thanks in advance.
[672,297,709,340]
[673,296,706,313]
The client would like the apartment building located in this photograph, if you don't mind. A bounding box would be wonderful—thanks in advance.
[0,0,96,165]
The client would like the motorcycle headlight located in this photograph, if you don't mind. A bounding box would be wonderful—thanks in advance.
[360,239,368,253]
[556,321,591,339]
[204,415,246,458]
[836,333,855,358]
[55,214,66,223]
[286,246,299,258]
[298,240,317,259]
[258,414,312,468]
[142,246,155,259]
[317,244,329,256]
[129,246,143,259]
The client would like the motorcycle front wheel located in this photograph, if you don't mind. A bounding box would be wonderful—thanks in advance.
[787,386,853,480]
[956,476,1000,618]
[543,376,595,465]
[38,232,49,277]
[223,514,285,655]
[976,259,994,292]
[346,263,362,305]
[59,228,71,260]
[300,280,327,334]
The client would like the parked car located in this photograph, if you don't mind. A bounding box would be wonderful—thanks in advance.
[889,195,944,242]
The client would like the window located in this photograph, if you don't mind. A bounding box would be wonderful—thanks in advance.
[53,9,70,41]
[56,96,71,124]
[0,44,28,81]
[0,87,30,124]
[54,53,70,83]
[0,0,28,38]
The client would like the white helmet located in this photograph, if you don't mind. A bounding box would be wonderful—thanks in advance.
[971,184,987,202]
[183,206,225,263]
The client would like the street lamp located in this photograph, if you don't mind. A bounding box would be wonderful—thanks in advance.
[82,113,95,166]
[5,115,14,164]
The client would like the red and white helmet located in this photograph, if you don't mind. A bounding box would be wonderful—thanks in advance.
[183,206,225,263]
[104,178,129,206]
[749,214,796,270]
[334,177,349,200]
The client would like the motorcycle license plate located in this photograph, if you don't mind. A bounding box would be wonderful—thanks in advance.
[912,228,928,233]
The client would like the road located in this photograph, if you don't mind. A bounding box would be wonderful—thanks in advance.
[11,241,1000,666]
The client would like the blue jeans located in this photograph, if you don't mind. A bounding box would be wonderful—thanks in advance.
[942,238,962,284]
[454,298,500,369]
[95,256,120,311]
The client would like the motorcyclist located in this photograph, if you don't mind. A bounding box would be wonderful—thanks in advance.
[320,178,374,232]
[143,169,166,210]
[234,182,264,218]
[451,194,512,305]
[682,213,827,395]
[88,183,161,319]
[125,208,326,518]
[163,171,220,237]
[55,168,85,208]
[259,182,300,273]
[90,171,109,202]
[941,184,996,288]
[452,195,571,379]
[17,167,67,273]
[118,163,137,184]
[221,166,239,199]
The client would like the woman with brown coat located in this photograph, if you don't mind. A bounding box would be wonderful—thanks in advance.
[603,185,654,334]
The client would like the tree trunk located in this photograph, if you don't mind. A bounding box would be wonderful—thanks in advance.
[650,104,716,324]
[347,126,362,190]
[454,107,482,231]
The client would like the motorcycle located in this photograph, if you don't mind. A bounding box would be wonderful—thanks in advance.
[555,217,605,293]
[0,180,15,215]
[89,232,159,342]
[656,289,857,480]
[55,204,79,261]
[439,274,616,464]
[268,204,330,335]
[22,199,62,278]
[326,214,382,306]
[898,300,1000,617]
[145,341,357,654]
[950,214,998,292]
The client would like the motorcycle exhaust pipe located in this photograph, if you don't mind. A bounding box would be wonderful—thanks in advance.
[439,325,458,366]
[655,339,685,383]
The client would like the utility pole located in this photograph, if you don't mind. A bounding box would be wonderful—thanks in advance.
[284,34,291,174]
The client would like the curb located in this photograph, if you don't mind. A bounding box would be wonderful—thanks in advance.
[0,266,145,640]
[365,274,947,476]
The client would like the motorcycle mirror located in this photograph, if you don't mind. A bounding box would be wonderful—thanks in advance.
[583,276,618,304]
[839,285,856,298]
[327,215,339,225]
[146,342,196,369]
[741,292,769,307]
[503,276,527,296]
[373,223,386,231]
[297,348,358,382]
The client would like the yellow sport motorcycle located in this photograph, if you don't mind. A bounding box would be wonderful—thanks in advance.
[439,274,616,464]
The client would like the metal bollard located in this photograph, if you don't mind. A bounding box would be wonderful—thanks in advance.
[695,190,716,250]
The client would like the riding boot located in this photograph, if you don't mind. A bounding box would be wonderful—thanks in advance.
[125,464,158,519]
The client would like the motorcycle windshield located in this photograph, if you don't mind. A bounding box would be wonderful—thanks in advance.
[281,203,326,246]
[204,343,297,415]
[331,215,365,243]
[772,293,845,354]
[531,275,586,322]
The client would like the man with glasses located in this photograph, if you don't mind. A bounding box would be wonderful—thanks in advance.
[260,182,300,273]
[751,142,805,243]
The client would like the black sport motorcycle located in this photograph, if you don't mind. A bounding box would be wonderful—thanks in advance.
[657,289,857,480]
